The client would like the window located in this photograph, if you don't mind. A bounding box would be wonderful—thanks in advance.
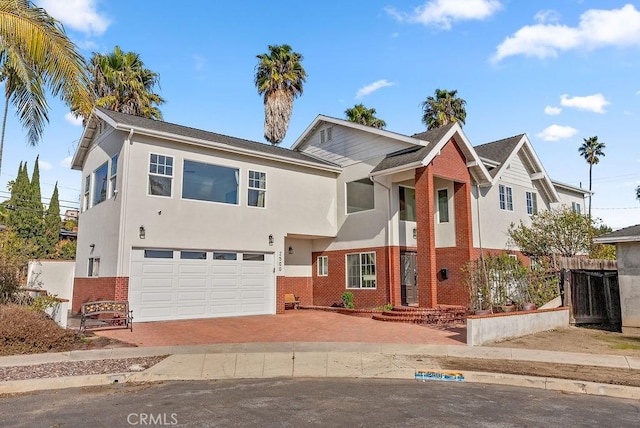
[346,252,376,289]
[248,170,266,207]
[399,186,416,221]
[83,175,90,211]
[526,191,538,215]
[213,252,237,260]
[346,178,374,213]
[317,256,328,276]
[243,253,265,261]
[499,185,513,211]
[437,189,449,223]
[92,162,108,206]
[149,154,173,197]
[180,251,207,260]
[110,154,118,198]
[182,160,238,204]
[144,249,173,258]
[88,257,100,277]
[320,127,333,144]
[572,202,582,214]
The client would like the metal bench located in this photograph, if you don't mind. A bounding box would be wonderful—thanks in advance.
[80,300,133,332]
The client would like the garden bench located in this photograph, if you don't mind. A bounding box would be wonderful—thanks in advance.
[80,300,133,332]
[284,294,300,310]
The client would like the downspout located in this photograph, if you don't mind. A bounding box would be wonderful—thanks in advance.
[372,176,394,305]
[117,129,135,280]
[476,183,491,312]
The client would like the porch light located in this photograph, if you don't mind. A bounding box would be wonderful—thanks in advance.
[268,234,274,246]
[288,246,294,255]
[139,225,146,239]
[413,228,417,239]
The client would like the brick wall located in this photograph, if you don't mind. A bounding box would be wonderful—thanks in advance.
[311,246,391,309]
[72,277,128,313]
[415,165,438,308]
[276,276,312,314]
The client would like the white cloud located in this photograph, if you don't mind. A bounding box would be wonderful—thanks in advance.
[536,124,578,141]
[38,160,53,171]
[386,0,502,30]
[493,4,640,62]
[534,10,561,25]
[60,157,73,168]
[560,93,609,113]
[39,0,110,35]
[544,106,562,115]
[356,80,395,99]
[64,112,83,126]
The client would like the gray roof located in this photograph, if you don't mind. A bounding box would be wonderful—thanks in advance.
[595,224,640,243]
[474,135,523,177]
[371,124,454,174]
[97,108,339,169]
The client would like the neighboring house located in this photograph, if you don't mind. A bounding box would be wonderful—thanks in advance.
[594,224,640,337]
[64,209,79,221]
[71,108,587,322]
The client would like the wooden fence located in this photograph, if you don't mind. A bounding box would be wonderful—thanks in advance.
[561,265,621,327]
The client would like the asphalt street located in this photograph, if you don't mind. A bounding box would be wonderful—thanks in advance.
[1,378,639,427]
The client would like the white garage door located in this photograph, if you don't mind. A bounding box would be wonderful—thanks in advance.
[129,249,275,322]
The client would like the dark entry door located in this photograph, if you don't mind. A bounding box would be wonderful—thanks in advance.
[401,252,418,305]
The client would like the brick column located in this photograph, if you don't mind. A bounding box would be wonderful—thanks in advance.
[454,181,473,254]
[415,165,437,308]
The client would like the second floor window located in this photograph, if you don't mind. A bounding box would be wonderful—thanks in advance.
[346,178,374,214]
[92,162,108,206]
[248,170,266,208]
[149,154,173,197]
[526,191,537,215]
[499,185,513,211]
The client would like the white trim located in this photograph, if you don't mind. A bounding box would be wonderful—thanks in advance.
[317,255,328,276]
[344,251,377,289]
[436,187,450,223]
[247,169,267,209]
[147,153,174,198]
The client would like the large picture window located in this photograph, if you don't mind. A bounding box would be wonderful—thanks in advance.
[437,188,449,223]
[149,154,173,197]
[182,160,239,204]
[399,186,416,221]
[248,170,266,207]
[346,252,376,289]
[346,178,374,214]
[92,162,108,206]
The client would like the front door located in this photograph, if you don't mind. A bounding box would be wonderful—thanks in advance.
[400,252,418,305]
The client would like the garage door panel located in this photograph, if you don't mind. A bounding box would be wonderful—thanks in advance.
[130,249,274,322]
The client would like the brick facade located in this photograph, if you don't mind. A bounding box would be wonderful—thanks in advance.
[72,277,129,313]
[276,276,313,314]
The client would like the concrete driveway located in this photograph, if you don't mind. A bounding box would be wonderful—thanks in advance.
[94,309,466,347]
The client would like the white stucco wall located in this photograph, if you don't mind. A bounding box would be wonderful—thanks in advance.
[27,260,75,301]
[617,242,640,336]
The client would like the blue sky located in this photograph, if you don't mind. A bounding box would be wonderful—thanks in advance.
[3,0,639,229]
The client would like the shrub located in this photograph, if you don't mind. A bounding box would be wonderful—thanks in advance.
[341,292,355,309]
[0,304,78,355]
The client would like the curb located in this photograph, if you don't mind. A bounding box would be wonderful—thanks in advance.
[2,368,639,401]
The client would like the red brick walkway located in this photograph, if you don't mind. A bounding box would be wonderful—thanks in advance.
[95,310,466,347]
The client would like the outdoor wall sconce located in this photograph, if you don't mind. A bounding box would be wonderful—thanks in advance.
[89,244,95,249]
[288,246,294,255]
[413,228,417,239]
[268,234,274,246]
[139,225,146,239]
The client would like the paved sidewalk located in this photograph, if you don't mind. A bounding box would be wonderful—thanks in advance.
[1,342,639,400]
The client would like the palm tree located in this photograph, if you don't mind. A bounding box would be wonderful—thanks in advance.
[0,0,93,175]
[344,104,386,129]
[578,136,606,218]
[635,185,640,202]
[255,44,306,145]
[421,88,467,130]
[86,46,164,120]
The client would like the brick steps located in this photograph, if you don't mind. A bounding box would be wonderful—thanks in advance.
[372,305,467,325]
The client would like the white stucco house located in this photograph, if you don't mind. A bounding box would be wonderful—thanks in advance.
[70,108,588,322]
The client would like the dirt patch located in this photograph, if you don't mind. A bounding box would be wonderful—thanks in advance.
[488,325,640,357]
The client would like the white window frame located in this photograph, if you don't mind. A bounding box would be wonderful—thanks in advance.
[110,154,118,198]
[88,257,100,277]
[572,202,582,214]
[345,252,376,289]
[499,185,513,211]
[317,256,328,276]
[526,191,537,215]
[247,170,267,208]
[346,178,375,214]
[83,175,90,212]
[148,153,174,198]
[437,188,449,223]
[92,162,109,206]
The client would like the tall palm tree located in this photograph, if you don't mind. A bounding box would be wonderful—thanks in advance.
[86,46,164,120]
[255,44,306,145]
[578,136,606,218]
[635,185,640,202]
[344,103,386,129]
[0,0,93,175]
[421,88,467,130]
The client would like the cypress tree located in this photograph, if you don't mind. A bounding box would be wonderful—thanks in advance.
[43,183,61,256]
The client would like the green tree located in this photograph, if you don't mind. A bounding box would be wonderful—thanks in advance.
[508,208,592,258]
[0,0,93,176]
[344,104,386,129]
[589,221,616,260]
[84,45,164,119]
[578,136,605,218]
[255,44,306,145]
[421,88,467,130]
[635,185,640,202]
[43,182,60,257]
